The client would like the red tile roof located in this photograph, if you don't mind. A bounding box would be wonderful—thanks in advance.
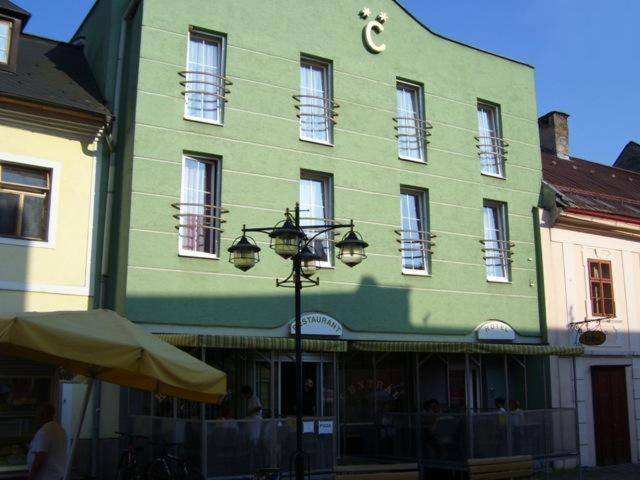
[542,151,640,220]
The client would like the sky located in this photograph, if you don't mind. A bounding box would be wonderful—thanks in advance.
[16,0,639,165]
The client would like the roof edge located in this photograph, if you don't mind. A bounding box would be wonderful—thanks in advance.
[392,0,534,69]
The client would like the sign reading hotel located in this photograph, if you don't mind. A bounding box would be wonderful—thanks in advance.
[476,320,516,342]
[290,312,343,337]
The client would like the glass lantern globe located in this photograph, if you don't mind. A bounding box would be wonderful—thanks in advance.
[300,246,321,277]
[336,230,368,267]
[228,235,261,271]
[269,219,304,259]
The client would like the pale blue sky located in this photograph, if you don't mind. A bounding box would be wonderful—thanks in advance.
[16,0,639,165]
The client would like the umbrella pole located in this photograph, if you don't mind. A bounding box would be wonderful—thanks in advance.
[63,377,95,480]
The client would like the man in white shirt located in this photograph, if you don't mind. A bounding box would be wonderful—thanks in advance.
[27,403,67,480]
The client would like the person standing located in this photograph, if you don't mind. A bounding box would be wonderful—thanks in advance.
[27,403,67,480]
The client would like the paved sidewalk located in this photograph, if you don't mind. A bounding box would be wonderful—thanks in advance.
[548,463,640,479]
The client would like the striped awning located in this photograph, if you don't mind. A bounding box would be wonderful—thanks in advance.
[350,341,584,356]
[157,334,347,353]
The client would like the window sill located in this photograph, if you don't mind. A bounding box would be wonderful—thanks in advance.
[486,277,511,284]
[402,269,431,277]
[480,172,506,180]
[183,115,224,127]
[0,236,54,249]
[178,250,220,260]
[299,137,334,147]
[399,156,426,164]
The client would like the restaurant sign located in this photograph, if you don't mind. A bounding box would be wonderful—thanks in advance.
[477,320,516,342]
[579,330,606,346]
[290,312,343,337]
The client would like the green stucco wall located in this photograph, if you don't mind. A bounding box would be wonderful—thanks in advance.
[86,0,543,340]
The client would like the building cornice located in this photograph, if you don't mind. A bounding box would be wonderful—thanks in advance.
[557,209,640,240]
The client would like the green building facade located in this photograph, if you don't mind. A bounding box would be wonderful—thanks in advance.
[77,0,574,475]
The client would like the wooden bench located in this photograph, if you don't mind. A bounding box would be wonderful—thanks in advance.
[334,463,419,480]
[467,455,533,480]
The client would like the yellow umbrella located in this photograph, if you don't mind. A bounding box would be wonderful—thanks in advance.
[0,309,227,479]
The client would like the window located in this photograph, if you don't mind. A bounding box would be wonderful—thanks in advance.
[184,32,226,123]
[179,156,221,257]
[0,19,11,64]
[477,102,505,177]
[299,58,333,144]
[588,260,615,317]
[300,173,333,266]
[400,189,429,273]
[482,201,509,281]
[0,163,51,241]
[396,82,426,161]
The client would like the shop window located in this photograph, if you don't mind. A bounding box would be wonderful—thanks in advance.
[178,155,222,258]
[0,163,51,241]
[395,81,429,161]
[588,259,615,317]
[183,31,228,124]
[300,172,333,266]
[482,200,511,281]
[476,102,507,177]
[399,188,430,274]
[297,57,336,144]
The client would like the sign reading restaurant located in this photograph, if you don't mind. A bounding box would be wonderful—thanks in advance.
[290,312,343,337]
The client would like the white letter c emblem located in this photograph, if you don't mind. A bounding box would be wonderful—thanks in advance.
[364,20,386,53]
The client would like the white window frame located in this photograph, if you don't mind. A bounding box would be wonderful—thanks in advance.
[396,81,426,163]
[178,154,222,259]
[400,188,430,275]
[0,153,60,249]
[184,30,226,126]
[483,200,509,282]
[477,101,505,179]
[299,172,334,268]
[299,57,334,146]
[0,18,12,65]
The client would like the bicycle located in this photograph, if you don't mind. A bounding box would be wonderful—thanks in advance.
[146,440,204,480]
[115,431,148,480]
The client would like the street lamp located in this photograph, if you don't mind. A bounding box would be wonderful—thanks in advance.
[227,204,368,480]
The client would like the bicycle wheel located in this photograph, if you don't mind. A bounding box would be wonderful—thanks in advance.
[147,459,172,480]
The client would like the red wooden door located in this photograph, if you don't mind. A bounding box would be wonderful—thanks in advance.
[591,366,631,465]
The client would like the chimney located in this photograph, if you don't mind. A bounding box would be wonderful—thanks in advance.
[613,141,640,173]
[538,111,570,160]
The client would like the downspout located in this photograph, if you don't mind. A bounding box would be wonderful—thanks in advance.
[91,1,142,478]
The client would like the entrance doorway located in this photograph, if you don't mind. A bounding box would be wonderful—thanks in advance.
[280,362,319,417]
[591,366,631,465]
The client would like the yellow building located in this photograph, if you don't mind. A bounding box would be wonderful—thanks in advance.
[0,1,110,476]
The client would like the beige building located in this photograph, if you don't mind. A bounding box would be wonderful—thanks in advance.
[0,1,110,476]
[539,112,640,467]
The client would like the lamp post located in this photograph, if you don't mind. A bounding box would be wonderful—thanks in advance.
[228,203,368,480]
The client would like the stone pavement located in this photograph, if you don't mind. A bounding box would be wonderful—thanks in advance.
[547,463,640,479]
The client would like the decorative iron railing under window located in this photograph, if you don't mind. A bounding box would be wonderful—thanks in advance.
[395,229,436,267]
[480,238,515,267]
[393,116,433,148]
[172,203,228,254]
[475,135,509,173]
[293,95,340,134]
[179,70,233,114]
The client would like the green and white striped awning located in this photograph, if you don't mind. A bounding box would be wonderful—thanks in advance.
[350,341,583,356]
[157,334,347,353]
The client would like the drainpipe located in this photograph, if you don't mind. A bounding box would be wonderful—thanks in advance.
[91,1,142,478]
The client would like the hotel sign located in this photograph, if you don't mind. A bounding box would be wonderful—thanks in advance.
[290,312,343,337]
[477,320,516,342]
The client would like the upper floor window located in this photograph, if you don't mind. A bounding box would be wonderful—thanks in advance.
[588,260,615,317]
[482,201,510,281]
[399,188,430,273]
[396,81,427,161]
[178,155,222,258]
[0,163,51,241]
[300,173,333,266]
[0,19,12,64]
[184,31,227,124]
[298,58,335,144]
[476,102,506,177]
